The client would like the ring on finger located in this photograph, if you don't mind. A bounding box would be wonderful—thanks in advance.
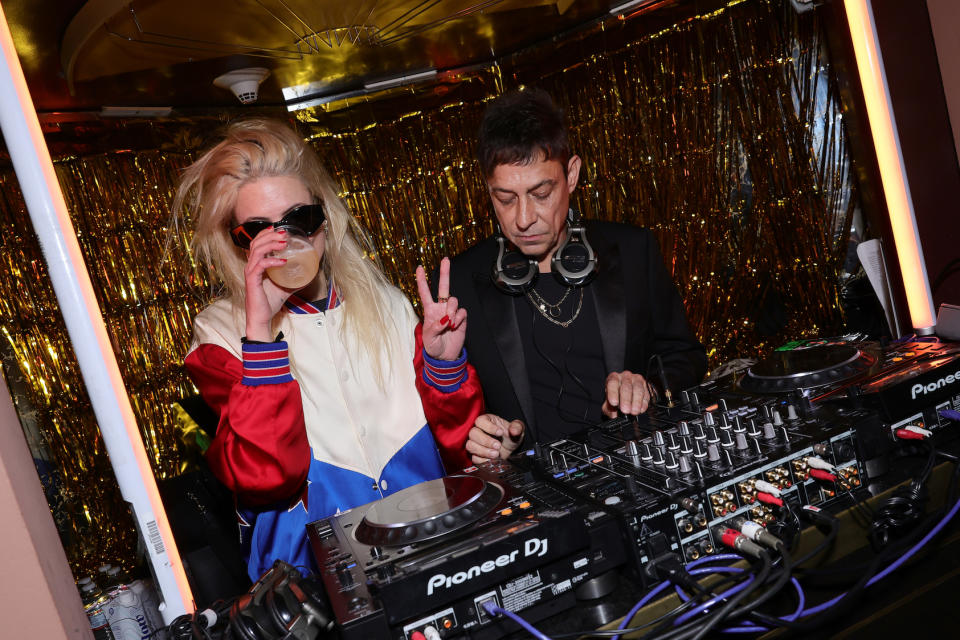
[438,297,449,303]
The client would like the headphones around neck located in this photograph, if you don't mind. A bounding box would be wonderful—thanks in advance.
[492,208,597,294]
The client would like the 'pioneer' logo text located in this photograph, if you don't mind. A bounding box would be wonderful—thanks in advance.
[426,537,549,596]
[911,373,959,399]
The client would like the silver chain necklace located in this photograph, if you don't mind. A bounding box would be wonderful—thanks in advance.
[526,286,584,328]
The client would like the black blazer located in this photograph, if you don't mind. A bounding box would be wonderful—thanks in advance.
[446,221,707,440]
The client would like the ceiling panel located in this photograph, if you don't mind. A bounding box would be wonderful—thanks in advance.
[4,0,641,114]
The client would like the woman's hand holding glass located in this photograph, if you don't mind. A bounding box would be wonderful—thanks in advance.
[244,228,298,342]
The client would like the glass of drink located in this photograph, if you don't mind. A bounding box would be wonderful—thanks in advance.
[265,231,321,289]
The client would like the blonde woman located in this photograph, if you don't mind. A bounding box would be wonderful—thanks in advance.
[176,119,480,580]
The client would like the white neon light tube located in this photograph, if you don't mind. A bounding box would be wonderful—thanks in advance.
[843,0,936,335]
[0,3,193,623]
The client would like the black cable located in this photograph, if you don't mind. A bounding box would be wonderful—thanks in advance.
[775,459,960,636]
[683,551,774,640]
[526,305,599,430]
[790,515,840,572]
[688,542,794,638]
[869,441,935,551]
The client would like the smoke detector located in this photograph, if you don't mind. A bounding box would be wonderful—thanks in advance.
[214,67,271,104]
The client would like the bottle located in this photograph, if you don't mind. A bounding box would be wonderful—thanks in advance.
[130,578,169,640]
[103,566,123,591]
[105,586,156,640]
[104,565,132,592]
[80,579,115,640]
[265,230,320,289]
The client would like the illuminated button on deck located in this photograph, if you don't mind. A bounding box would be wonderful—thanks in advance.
[500,508,513,516]
[518,501,532,509]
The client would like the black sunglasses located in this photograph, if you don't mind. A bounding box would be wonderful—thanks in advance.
[230,203,327,249]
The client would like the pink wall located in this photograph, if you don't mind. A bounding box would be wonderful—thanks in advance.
[927,0,960,164]
[0,379,92,638]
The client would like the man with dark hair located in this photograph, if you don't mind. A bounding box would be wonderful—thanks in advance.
[439,87,707,467]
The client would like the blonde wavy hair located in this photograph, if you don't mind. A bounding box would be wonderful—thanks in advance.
[173,118,401,375]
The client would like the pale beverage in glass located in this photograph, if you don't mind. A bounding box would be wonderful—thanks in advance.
[266,233,320,289]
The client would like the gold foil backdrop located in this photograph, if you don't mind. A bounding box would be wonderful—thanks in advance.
[0,0,858,576]
[0,149,211,575]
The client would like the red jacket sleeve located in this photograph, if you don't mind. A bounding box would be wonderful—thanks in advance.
[184,342,310,506]
[413,323,484,472]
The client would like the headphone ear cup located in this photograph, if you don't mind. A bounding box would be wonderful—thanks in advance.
[228,595,262,640]
[552,209,596,286]
[492,234,537,294]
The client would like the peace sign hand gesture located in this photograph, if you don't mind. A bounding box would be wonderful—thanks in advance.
[416,257,467,361]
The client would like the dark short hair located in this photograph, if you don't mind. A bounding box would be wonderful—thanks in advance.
[477,88,571,178]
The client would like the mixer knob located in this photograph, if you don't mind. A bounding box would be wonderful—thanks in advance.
[723,449,734,466]
[651,447,665,465]
[760,405,771,419]
[681,389,691,405]
[707,427,720,444]
[735,432,749,450]
[762,422,776,439]
[780,427,791,443]
[719,398,729,412]
[746,420,761,437]
[751,438,763,455]
[720,430,734,448]
[707,444,721,462]
[641,442,653,461]
[667,432,680,451]
[732,415,744,432]
[693,440,707,459]
[679,436,693,454]
[703,412,715,427]
[678,455,693,474]
[665,451,679,470]
[772,409,784,426]
[693,423,707,440]
[786,405,799,420]
[653,430,665,447]
[678,421,691,437]
[626,440,640,457]
[690,391,701,408]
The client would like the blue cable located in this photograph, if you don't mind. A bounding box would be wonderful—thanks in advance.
[673,569,755,626]
[672,565,806,632]
[483,601,553,640]
[940,408,960,423]
[798,493,960,618]
[611,580,675,640]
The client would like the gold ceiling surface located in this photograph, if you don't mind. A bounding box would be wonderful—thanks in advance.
[5,0,619,113]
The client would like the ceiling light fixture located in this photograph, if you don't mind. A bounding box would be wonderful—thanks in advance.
[213,67,271,104]
[363,69,437,92]
[608,0,660,15]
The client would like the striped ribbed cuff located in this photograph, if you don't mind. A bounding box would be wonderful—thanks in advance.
[241,341,293,386]
[422,348,468,393]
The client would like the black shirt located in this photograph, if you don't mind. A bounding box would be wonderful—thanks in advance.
[514,275,607,443]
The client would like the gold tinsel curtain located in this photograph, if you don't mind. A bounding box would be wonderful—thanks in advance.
[0,0,858,576]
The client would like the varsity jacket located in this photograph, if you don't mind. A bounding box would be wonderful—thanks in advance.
[184,283,482,580]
